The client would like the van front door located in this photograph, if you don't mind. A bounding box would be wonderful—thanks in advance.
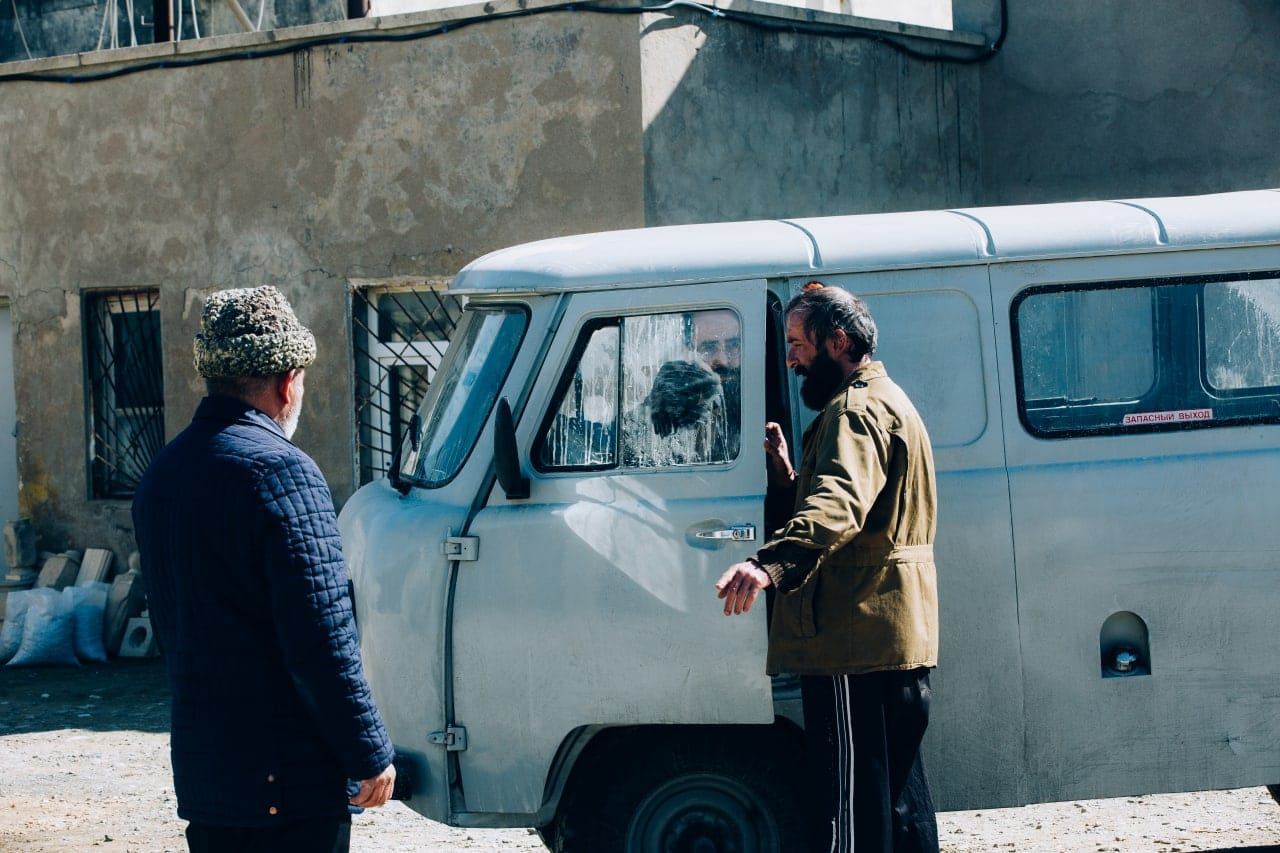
[452,281,772,816]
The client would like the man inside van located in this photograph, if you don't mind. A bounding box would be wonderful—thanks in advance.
[715,283,940,853]
[133,286,396,853]
[693,308,742,457]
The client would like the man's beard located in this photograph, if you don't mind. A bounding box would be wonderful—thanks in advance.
[712,366,741,414]
[797,348,846,411]
[277,396,303,440]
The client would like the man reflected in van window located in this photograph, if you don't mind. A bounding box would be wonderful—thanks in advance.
[693,309,742,457]
[623,358,725,467]
[716,284,940,853]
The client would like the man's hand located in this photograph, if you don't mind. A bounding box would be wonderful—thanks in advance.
[350,763,396,808]
[715,561,772,616]
[764,422,795,488]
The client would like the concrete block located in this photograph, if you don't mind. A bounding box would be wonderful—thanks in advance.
[75,549,115,586]
[3,520,37,570]
[3,567,37,586]
[104,571,146,656]
[119,616,158,658]
[36,554,81,591]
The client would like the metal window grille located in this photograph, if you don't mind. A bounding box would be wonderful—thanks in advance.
[84,289,164,499]
[352,284,462,484]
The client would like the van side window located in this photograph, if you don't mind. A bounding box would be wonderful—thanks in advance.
[1018,287,1156,405]
[1203,279,1280,391]
[536,309,742,470]
[1013,274,1280,437]
[539,323,620,468]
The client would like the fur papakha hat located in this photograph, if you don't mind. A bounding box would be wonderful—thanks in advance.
[193,286,317,378]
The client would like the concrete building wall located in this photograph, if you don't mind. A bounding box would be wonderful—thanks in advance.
[641,9,980,225]
[979,1,1280,204]
[0,9,646,556]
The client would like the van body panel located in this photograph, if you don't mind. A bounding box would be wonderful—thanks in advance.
[341,191,1280,827]
[450,190,1280,296]
[340,298,557,823]
[338,479,462,822]
[951,201,1166,258]
[783,211,990,269]
[1125,190,1280,247]
[451,280,773,813]
[798,267,1027,809]
[447,221,816,294]
[991,247,1280,803]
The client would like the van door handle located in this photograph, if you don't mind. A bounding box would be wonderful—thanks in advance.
[695,524,756,542]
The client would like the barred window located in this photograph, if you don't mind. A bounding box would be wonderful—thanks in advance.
[84,290,164,498]
[352,284,463,484]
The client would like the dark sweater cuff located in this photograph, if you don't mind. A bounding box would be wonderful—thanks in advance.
[347,740,395,782]
[750,541,821,594]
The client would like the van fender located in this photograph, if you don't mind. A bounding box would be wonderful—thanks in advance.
[534,718,805,829]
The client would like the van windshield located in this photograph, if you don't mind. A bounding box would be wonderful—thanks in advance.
[400,306,527,487]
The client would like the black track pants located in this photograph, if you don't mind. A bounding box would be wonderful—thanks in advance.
[801,668,939,853]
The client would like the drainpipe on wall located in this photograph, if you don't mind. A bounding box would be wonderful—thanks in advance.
[347,0,368,18]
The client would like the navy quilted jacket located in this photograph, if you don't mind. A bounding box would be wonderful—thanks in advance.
[133,395,394,827]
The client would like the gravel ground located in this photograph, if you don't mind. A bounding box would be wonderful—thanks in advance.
[1,661,1277,852]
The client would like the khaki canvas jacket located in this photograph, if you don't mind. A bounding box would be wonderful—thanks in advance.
[755,361,939,676]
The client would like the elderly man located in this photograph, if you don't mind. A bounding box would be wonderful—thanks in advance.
[133,286,395,853]
[716,284,939,853]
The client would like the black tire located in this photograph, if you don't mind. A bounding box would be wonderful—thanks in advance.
[1268,784,1280,806]
[546,725,806,853]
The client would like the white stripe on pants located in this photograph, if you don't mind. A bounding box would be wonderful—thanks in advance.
[831,674,855,853]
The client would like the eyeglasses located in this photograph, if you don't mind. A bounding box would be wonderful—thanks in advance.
[697,338,741,359]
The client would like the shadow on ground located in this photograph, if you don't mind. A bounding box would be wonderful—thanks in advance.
[0,658,168,734]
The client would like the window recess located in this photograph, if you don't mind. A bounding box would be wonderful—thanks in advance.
[84,289,164,499]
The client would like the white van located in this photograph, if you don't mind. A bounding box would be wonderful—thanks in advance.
[339,189,1280,851]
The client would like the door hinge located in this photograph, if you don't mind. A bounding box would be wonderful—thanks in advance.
[428,726,468,751]
[442,536,479,561]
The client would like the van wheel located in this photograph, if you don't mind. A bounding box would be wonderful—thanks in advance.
[547,726,805,853]
[1268,784,1280,806]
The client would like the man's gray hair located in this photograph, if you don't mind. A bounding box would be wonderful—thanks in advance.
[204,373,287,400]
[785,284,878,361]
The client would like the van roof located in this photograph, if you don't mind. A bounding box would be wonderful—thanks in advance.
[450,189,1280,295]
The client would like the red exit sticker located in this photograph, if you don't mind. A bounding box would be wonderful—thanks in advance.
[1122,408,1214,426]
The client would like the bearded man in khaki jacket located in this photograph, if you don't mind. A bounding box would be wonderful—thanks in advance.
[717,283,939,853]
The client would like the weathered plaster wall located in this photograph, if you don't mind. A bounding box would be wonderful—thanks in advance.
[641,9,981,224]
[979,0,1280,204]
[0,12,645,556]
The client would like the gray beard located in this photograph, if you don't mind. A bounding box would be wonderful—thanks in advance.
[278,400,302,440]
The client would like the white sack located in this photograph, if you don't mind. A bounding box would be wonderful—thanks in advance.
[0,589,36,663]
[6,587,79,668]
[63,582,109,663]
